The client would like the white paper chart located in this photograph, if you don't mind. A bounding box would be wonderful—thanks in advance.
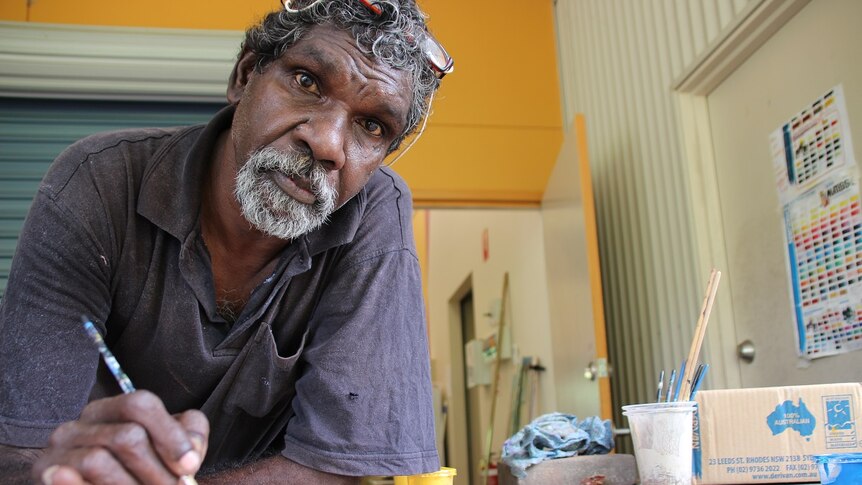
[771,86,856,204]
[772,85,862,359]
[784,175,862,358]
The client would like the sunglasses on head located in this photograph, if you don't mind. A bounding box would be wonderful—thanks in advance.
[282,0,454,79]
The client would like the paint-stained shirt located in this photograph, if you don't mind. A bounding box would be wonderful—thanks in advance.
[0,106,439,476]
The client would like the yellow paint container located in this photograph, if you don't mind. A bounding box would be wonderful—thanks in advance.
[393,467,457,485]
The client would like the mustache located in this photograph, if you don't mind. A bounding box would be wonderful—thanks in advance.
[251,147,317,177]
[245,147,338,204]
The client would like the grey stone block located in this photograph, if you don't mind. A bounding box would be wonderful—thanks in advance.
[498,454,638,485]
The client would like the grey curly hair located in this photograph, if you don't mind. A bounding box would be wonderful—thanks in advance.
[242,0,442,152]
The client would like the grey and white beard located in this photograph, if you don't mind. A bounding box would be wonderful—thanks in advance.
[234,147,338,240]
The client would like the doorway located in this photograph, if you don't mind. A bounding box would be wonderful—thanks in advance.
[446,275,482,485]
[459,291,483,485]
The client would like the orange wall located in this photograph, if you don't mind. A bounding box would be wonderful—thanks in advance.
[0,0,562,207]
[400,0,563,206]
[0,0,275,29]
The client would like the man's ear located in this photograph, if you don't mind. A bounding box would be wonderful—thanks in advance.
[227,48,259,105]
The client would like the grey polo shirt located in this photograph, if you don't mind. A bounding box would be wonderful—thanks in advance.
[0,106,439,476]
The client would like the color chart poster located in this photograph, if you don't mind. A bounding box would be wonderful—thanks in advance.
[773,85,861,359]
[784,175,862,358]
[770,85,856,205]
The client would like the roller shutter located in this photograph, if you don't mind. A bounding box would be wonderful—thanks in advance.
[0,98,223,297]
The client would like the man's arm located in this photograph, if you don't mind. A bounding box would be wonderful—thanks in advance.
[0,444,44,485]
[278,175,438,476]
[2,395,360,485]
[11,391,208,485]
[2,441,362,485]
[201,455,360,485]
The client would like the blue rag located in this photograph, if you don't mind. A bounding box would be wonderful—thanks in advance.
[501,412,614,478]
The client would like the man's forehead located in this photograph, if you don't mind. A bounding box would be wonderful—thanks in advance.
[290,24,402,81]
[287,24,413,126]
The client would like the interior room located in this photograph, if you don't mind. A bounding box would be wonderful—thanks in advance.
[1,1,860,484]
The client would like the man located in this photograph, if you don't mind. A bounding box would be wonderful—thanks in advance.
[0,0,453,483]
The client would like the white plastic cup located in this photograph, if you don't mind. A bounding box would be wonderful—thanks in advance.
[622,401,696,485]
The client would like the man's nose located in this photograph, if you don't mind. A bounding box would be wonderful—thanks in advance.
[298,111,348,171]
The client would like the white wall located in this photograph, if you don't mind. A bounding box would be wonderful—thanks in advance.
[426,208,556,482]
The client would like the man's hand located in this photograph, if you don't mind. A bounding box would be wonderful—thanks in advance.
[31,390,209,485]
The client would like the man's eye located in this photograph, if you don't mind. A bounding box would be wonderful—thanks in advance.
[360,119,383,137]
[294,73,319,94]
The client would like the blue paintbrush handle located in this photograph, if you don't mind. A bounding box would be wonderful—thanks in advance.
[82,318,136,394]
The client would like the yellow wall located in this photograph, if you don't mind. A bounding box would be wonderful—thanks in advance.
[0,1,25,22]
[0,0,274,29]
[401,0,562,206]
[0,0,563,207]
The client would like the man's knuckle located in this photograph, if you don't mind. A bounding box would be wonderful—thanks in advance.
[79,447,113,475]
[112,423,148,451]
[125,390,162,415]
[186,410,210,430]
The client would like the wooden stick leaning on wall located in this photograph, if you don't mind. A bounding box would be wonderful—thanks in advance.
[482,272,509,484]
[679,269,721,401]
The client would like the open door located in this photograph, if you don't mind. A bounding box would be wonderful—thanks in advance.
[542,114,613,421]
[682,0,862,386]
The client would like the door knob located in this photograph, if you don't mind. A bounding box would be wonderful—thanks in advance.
[584,361,598,381]
[584,358,610,380]
[737,340,755,363]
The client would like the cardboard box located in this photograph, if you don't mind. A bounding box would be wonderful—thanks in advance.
[694,382,862,484]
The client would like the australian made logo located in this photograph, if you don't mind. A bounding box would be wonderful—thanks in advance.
[822,394,857,449]
[767,399,816,440]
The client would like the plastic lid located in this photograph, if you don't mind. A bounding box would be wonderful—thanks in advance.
[622,401,697,415]
[814,453,862,464]
[413,467,457,478]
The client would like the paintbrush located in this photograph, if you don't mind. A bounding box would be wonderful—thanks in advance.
[82,317,198,485]
[665,369,676,403]
[690,363,710,400]
[673,360,686,401]
[679,269,721,400]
